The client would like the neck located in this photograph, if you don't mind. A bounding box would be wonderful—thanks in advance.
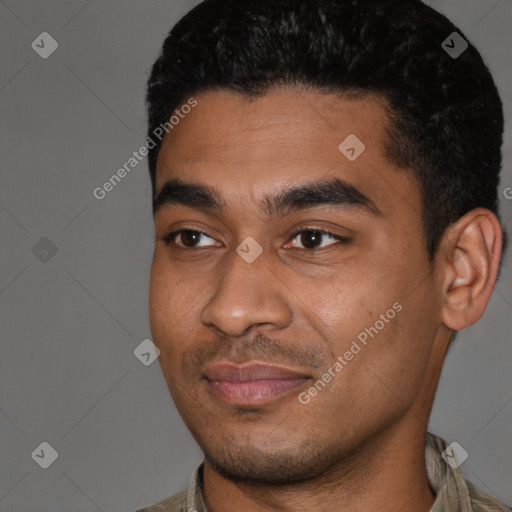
[202,419,436,512]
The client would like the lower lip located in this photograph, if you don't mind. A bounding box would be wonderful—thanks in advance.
[206,378,308,405]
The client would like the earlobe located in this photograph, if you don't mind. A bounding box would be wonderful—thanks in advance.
[440,209,502,331]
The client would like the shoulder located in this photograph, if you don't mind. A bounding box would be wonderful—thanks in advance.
[466,480,511,512]
[134,489,188,512]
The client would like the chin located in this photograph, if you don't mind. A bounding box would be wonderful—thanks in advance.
[199,432,341,485]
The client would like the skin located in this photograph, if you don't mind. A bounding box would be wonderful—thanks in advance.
[149,87,502,512]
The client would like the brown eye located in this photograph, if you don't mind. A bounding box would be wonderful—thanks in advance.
[180,230,203,247]
[299,230,323,249]
[160,229,217,248]
[288,229,348,250]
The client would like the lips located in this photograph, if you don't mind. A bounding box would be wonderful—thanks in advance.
[203,361,310,406]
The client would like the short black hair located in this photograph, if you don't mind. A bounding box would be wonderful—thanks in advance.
[145,0,505,260]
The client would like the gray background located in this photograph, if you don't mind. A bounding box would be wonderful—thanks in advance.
[0,1,510,511]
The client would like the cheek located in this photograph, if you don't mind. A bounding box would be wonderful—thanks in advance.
[149,254,188,355]
[149,261,195,405]
[149,253,211,381]
[150,250,190,317]
[307,269,434,406]
[302,271,391,352]
[353,296,438,408]
[148,258,169,340]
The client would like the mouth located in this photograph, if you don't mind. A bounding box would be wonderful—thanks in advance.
[203,361,310,406]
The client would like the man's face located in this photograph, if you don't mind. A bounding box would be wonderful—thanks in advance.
[149,88,445,483]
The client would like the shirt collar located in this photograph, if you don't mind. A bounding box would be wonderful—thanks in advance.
[186,463,207,512]
[425,432,474,512]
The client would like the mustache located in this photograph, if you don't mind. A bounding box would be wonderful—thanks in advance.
[182,332,327,378]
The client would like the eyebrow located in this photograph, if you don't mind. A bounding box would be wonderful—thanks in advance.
[153,176,382,218]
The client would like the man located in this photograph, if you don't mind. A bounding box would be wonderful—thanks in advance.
[137,0,510,510]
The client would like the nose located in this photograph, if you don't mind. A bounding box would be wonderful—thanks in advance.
[200,248,293,337]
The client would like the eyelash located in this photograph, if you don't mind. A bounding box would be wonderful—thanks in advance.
[158,228,351,252]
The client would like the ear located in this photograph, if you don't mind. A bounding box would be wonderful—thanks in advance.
[439,208,502,331]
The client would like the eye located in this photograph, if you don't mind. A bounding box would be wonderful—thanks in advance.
[159,229,219,248]
[286,229,350,250]
[158,227,350,251]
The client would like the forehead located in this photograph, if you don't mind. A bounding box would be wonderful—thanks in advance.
[155,87,419,219]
